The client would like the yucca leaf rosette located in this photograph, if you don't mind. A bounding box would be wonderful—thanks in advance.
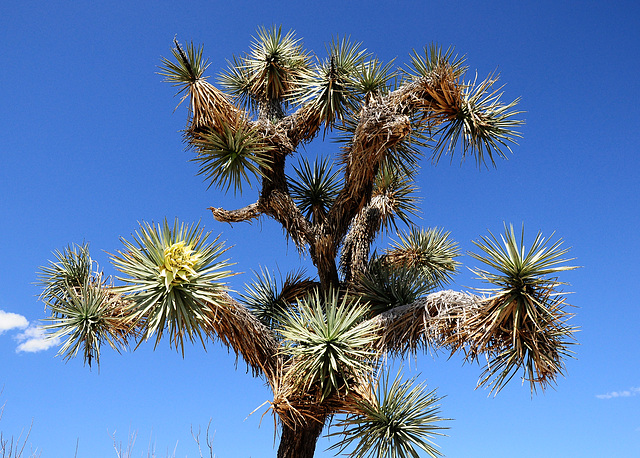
[112,219,233,352]
[331,368,447,458]
[383,228,461,288]
[279,291,379,401]
[38,244,131,367]
[461,224,578,393]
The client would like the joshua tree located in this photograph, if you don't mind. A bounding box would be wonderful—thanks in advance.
[38,26,577,458]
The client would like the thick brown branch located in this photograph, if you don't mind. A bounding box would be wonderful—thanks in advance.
[340,195,386,283]
[206,292,280,381]
[279,103,323,148]
[327,100,412,244]
[260,190,315,252]
[371,290,483,356]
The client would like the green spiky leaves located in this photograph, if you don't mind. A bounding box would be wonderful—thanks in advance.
[331,369,447,458]
[295,36,367,127]
[431,73,524,168]
[220,25,311,115]
[288,156,341,223]
[38,243,93,303]
[350,258,434,316]
[384,228,461,288]
[192,123,272,195]
[159,39,210,90]
[38,244,131,367]
[112,219,233,352]
[464,224,578,393]
[240,268,317,329]
[43,277,130,367]
[280,291,379,400]
[407,44,467,81]
[405,44,523,168]
[372,164,419,232]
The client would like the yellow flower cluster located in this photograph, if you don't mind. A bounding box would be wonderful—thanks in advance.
[158,241,199,290]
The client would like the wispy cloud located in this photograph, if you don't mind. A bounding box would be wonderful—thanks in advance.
[0,310,29,334]
[596,387,640,400]
[1,309,59,353]
[15,325,60,353]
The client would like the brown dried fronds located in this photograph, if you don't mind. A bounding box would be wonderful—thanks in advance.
[268,360,376,428]
[372,290,483,356]
[186,79,244,138]
[450,289,576,393]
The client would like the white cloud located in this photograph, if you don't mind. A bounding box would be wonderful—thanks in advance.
[596,387,640,400]
[15,325,60,353]
[0,310,29,334]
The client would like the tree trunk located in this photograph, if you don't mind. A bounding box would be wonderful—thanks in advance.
[276,417,325,458]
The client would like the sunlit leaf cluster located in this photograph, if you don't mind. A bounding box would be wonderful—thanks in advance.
[192,123,272,194]
[465,224,578,393]
[38,244,129,366]
[280,291,378,400]
[112,219,233,352]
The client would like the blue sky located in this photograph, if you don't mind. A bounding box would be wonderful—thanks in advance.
[1,1,639,456]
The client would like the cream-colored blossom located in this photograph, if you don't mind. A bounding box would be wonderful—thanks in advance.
[159,241,200,290]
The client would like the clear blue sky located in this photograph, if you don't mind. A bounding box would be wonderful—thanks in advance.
[1,1,639,456]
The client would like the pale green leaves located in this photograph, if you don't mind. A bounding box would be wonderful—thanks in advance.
[112,219,233,353]
[219,25,311,113]
[465,224,578,393]
[406,44,466,81]
[38,243,93,306]
[38,244,130,367]
[331,369,447,458]
[43,277,126,367]
[279,291,378,400]
[159,39,210,90]
[384,228,461,288]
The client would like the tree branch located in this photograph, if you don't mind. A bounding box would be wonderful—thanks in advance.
[206,292,280,381]
[209,203,262,223]
[340,195,387,282]
[371,290,483,356]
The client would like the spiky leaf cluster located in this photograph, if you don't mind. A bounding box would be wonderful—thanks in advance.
[43,277,128,367]
[331,369,447,458]
[463,224,577,393]
[371,164,419,231]
[430,73,524,168]
[280,291,379,400]
[192,123,272,194]
[350,258,434,316]
[384,228,461,288]
[219,25,311,115]
[112,219,233,352]
[294,37,366,126]
[288,156,341,223]
[38,244,131,366]
[240,268,317,329]
[159,39,210,90]
[38,243,93,308]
